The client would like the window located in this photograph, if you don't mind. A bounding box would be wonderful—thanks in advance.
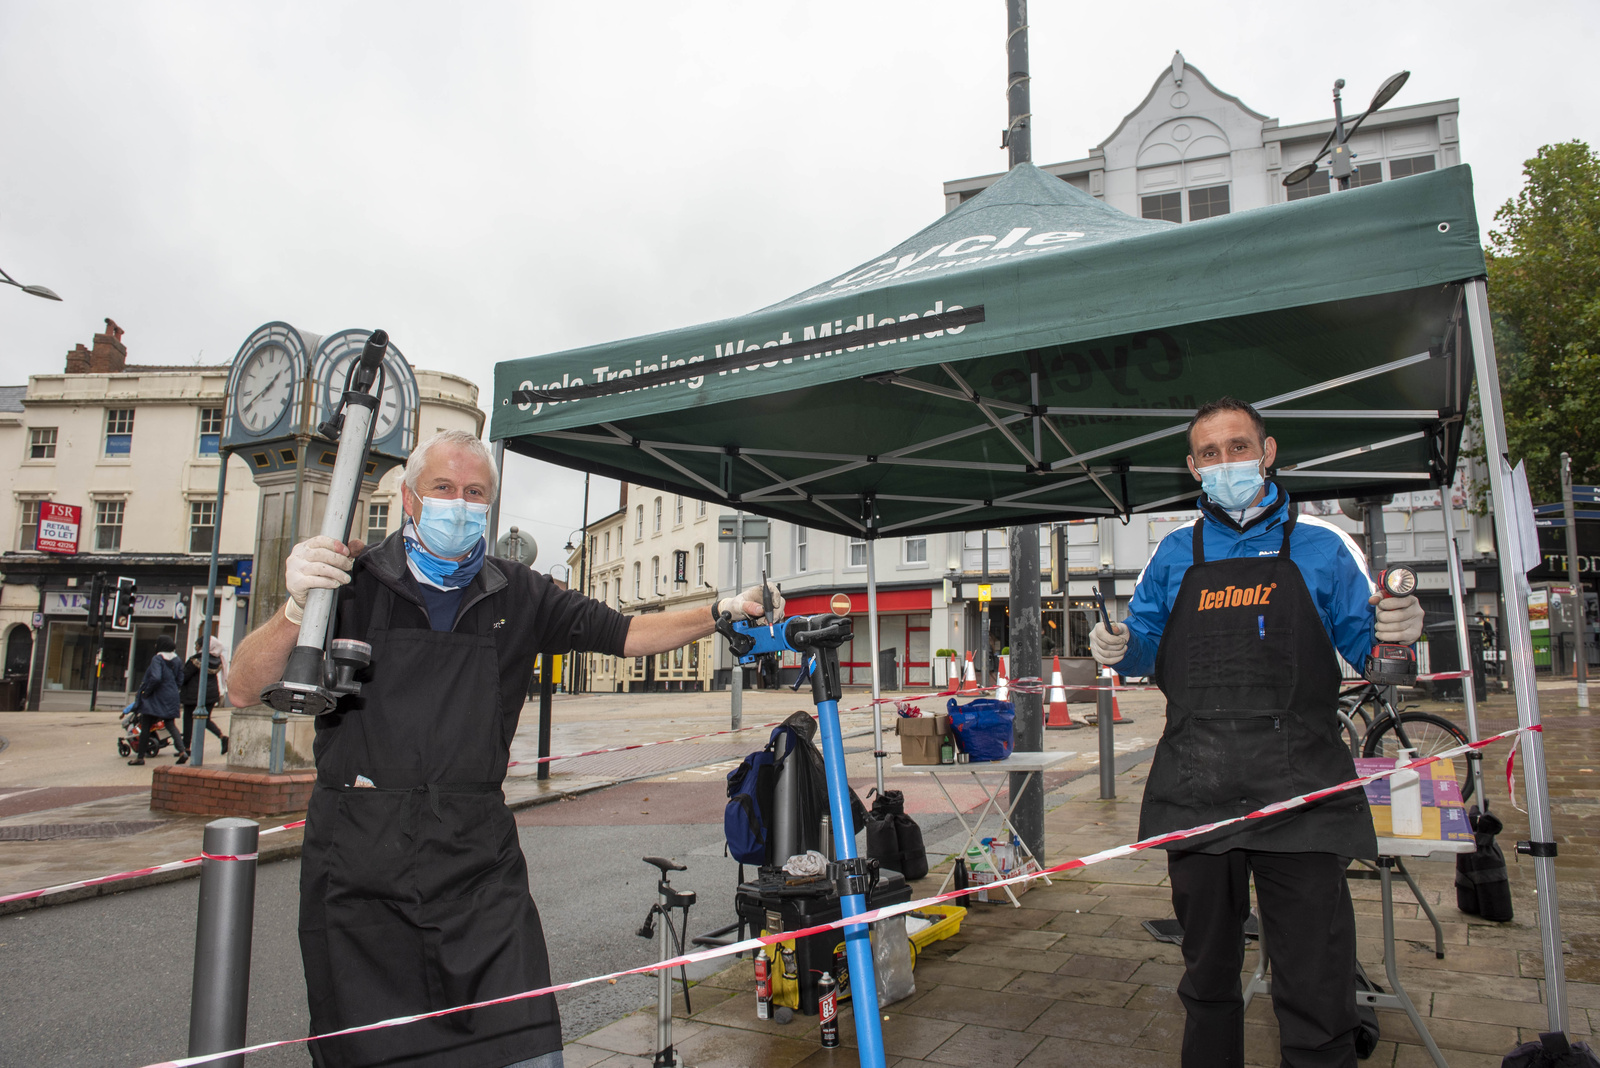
[28,427,57,460]
[695,543,705,585]
[95,500,125,551]
[616,525,623,552]
[189,500,217,554]
[1141,192,1182,222]
[1285,169,1331,201]
[764,539,773,577]
[198,407,223,457]
[367,502,389,544]
[635,506,644,539]
[651,556,660,594]
[795,526,808,572]
[604,530,611,560]
[601,580,608,605]
[697,499,706,518]
[633,562,641,599]
[104,409,135,457]
[17,500,42,550]
[588,535,597,565]
[1348,162,1382,189]
[653,498,662,533]
[689,641,700,670]
[1187,184,1230,221]
[1389,154,1436,180]
[674,496,683,525]
[904,535,927,564]
[849,537,867,567]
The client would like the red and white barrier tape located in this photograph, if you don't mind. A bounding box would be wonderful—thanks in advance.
[133,721,1538,1068]
[0,668,1482,909]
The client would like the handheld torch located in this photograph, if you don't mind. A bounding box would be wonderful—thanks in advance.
[260,329,390,717]
[1364,564,1419,687]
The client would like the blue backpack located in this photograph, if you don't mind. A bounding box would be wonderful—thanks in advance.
[724,747,778,865]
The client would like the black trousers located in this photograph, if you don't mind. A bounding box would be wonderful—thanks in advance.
[1168,850,1358,1068]
[182,701,225,748]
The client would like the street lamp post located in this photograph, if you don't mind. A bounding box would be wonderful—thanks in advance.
[0,264,62,301]
[1282,70,1410,192]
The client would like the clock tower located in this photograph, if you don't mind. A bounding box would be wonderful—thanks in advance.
[225,322,420,631]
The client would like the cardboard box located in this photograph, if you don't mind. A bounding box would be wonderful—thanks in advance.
[895,714,948,765]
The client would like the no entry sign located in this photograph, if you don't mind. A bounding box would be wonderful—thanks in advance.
[830,593,852,616]
[36,502,81,554]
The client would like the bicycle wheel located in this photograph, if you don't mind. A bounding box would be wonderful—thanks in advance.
[1363,711,1474,803]
[1336,711,1362,759]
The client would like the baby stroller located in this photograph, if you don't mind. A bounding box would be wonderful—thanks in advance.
[117,699,176,759]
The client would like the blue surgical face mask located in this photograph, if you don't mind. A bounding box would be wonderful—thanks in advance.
[414,495,489,559]
[1199,458,1266,511]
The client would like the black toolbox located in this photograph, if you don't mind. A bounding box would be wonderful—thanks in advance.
[733,867,909,1015]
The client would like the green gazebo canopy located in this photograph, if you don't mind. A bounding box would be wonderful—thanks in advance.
[491,163,1486,538]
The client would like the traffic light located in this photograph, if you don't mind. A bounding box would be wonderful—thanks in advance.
[110,576,137,632]
[87,574,107,629]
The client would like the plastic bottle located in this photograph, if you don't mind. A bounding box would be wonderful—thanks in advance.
[1390,747,1423,836]
[940,734,955,764]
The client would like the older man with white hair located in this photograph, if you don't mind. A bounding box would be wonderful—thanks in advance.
[231,429,778,1068]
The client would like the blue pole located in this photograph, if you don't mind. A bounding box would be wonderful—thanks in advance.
[813,693,886,1068]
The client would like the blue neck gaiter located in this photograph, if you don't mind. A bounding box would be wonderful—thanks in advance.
[403,520,486,590]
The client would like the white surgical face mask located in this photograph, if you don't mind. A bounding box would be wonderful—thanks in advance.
[414,496,489,558]
[1199,459,1265,510]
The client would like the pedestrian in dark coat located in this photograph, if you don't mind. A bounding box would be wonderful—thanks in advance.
[129,634,188,766]
[181,636,229,754]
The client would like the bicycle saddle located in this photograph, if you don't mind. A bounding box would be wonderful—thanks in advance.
[643,856,687,873]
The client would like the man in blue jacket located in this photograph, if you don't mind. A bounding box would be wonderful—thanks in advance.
[1090,397,1424,1068]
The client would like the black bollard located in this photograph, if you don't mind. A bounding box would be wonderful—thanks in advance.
[1097,670,1116,800]
[188,817,259,1068]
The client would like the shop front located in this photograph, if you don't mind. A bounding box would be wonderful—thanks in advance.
[1,551,251,709]
[782,586,937,689]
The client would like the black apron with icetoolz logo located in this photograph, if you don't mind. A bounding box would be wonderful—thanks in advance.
[298,579,561,1068]
[1142,510,1376,859]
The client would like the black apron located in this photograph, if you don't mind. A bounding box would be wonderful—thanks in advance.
[1141,510,1377,859]
[299,581,561,1068]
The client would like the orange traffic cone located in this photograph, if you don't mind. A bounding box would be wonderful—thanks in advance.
[1108,671,1132,723]
[943,655,960,695]
[995,657,1009,702]
[1045,655,1082,730]
[961,651,980,694]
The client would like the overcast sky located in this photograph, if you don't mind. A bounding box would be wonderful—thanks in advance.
[2,1,1596,570]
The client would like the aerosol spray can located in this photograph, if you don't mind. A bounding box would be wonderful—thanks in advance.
[817,971,839,1048]
[755,951,772,1020]
[833,942,850,1000]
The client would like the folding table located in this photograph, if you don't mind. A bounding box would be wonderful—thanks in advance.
[889,751,1070,907]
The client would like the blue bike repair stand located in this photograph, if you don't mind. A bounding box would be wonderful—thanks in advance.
[719,612,887,1068]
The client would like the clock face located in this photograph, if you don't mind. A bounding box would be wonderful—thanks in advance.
[329,353,403,439]
[237,344,295,433]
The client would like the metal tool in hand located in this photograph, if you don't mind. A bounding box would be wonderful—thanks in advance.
[711,610,889,1068]
[637,856,695,1068]
[1094,585,1119,634]
[261,330,390,717]
[1365,565,1419,687]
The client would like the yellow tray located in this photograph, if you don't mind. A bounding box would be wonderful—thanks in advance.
[907,905,967,966]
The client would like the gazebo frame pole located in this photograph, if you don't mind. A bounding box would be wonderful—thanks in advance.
[1465,277,1568,1032]
[867,538,885,795]
[1437,482,1486,803]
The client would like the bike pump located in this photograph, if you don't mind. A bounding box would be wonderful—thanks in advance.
[261,330,389,716]
[716,611,888,1068]
[638,856,696,1068]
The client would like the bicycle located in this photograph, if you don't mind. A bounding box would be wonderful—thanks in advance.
[1338,681,1475,803]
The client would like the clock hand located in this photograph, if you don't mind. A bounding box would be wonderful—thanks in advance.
[242,366,289,409]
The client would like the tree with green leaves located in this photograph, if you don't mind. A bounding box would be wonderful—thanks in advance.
[1485,140,1600,504]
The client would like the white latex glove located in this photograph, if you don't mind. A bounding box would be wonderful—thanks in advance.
[284,535,360,625]
[1089,621,1128,666]
[717,582,784,622]
[1371,592,1425,644]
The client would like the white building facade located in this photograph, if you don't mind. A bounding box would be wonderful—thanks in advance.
[0,319,483,708]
